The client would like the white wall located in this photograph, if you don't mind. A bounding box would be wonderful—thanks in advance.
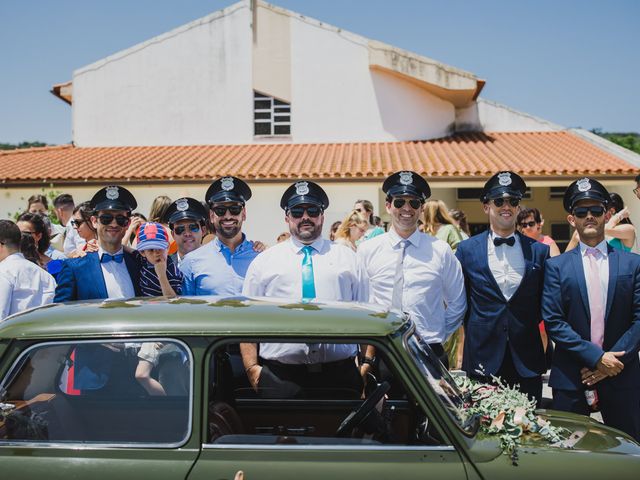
[73,4,254,146]
[456,98,561,133]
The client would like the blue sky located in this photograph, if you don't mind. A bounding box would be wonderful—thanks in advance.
[1,0,638,145]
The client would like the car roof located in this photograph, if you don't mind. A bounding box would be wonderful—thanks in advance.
[0,296,407,340]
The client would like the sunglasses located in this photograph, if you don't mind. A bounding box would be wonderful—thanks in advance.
[573,206,605,218]
[392,198,422,209]
[70,219,85,228]
[174,223,201,235]
[289,206,323,218]
[519,221,537,228]
[492,198,520,208]
[212,205,243,216]
[98,214,130,227]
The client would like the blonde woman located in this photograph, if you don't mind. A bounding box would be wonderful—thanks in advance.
[333,210,369,251]
[422,200,464,252]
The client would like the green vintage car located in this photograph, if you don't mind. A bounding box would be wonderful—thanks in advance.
[0,297,638,480]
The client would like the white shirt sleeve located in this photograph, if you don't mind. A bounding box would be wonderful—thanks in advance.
[241,254,265,297]
[441,248,467,339]
[0,275,12,321]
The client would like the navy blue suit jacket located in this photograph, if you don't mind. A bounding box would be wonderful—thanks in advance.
[542,245,640,391]
[455,231,549,378]
[54,251,142,302]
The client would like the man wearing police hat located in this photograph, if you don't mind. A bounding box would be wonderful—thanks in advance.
[181,176,261,295]
[55,185,142,301]
[542,177,640,440]
[163,197,208,266]
[240,180,363,398]
[357,171,466,367]
[455,171,548,404]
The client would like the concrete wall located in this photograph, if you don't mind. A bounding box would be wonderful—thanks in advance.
[73,3,254,146]
[455,98,562,133]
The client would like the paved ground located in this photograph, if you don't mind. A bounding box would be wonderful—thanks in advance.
[542,371,603,422]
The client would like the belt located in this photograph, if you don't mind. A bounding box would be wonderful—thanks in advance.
[262,357,355,373]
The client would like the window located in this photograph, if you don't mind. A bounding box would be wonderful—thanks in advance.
[549,187,566,199]
[254,91,291,136]
[551,223,572,253]
[0,339,192,446]
[205,340,446,447]
[457,188,532,200]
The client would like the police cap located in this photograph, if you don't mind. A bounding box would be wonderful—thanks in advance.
[90,185,137,212]
[481,171,526,202]
[563,177,610,213]
[164,197,209,225]
[205,176,252,205]
[280,181,330,211]
[382,171,431,201]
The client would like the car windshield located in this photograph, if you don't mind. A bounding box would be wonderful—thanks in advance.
[404,331,476,435]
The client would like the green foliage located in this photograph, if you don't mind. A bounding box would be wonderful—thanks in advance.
[0,141,48,150]
[8,185,64,223]
[591,129,640,155]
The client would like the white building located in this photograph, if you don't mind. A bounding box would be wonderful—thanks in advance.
[3,0,639,246]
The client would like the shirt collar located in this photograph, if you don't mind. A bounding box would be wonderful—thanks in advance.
[214,234,249,253]
[388,227,421,248]
[290,236,326,253]
[579,239,608,258]
[1,252,24,263]
[98,246,124,257]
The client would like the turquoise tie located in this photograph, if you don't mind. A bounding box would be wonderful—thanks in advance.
[301,245,316,302]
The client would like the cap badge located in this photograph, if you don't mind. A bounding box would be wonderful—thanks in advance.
[295,181,310,195]
[497,172,512,186]
[105,186,120,200]
[399,172,413,186]
[577,178,591,192]
[176,198,189,212]
[221,177,235,191]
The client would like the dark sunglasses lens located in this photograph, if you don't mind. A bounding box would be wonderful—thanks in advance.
[574,206,605,218]
[98,214,113,225]
[521,221,536,228]
[306,207,321,217]
[174,226,186,235]
[213,207,225,216]
[290,208,304,218]
[493,199,505,207]
[409,199,421,209]
[189,223,201,232]
[393,199,405,208]
[228,205,243,215]
[213,205,243,216]
[509,198,520,207]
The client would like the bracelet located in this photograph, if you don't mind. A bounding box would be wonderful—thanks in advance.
[245,364,259,373]
[361,356,376,366]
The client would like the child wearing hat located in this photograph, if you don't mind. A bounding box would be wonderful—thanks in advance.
[136,222,182,297]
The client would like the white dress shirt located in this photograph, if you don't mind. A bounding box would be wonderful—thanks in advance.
[357,228,467,344]
[98,247,136,299]
[0,253,56,321]
[242,236,360,363]
[579,240,609,309]
[63,223,86,254]
[487,231,525,301]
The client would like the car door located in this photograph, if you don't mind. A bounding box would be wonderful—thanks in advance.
[187,339,468,480]
[0,338,199,480]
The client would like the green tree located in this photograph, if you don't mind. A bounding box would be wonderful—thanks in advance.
[591,129,640,155]
[0,141,48,150]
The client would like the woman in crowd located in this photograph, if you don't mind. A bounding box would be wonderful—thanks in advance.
[19,232,41,265]
[333,210,368,251]
[123,212,147,247]
[422,200,464,252]
[67,201,99,258]
[329,221,341,241]
[605,192,636,252]
[354,199,384,242]
[27,194,48,215]
[449,208,470,240]
[16,212,54,268]
[517,207,561,256]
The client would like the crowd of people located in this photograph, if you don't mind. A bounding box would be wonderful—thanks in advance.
[0,170,639,441]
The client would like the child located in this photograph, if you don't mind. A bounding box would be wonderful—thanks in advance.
[136,222,182,297]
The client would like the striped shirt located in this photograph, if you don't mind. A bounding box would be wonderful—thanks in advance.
[139,256,183,297]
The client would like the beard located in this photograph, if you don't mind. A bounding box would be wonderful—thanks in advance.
[214,219,242,239]
[291,219,322,243]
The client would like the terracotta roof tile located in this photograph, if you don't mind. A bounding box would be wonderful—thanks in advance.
[0,132,636,184]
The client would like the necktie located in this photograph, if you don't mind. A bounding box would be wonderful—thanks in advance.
[494,236,515,247]
[586,247,605,347]
[101,253,124,264]
[390,240,408,311]
[301,245,316,302]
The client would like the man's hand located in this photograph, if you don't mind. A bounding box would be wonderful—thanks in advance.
[252,241,267,253]
[595,351,625,377]
[246,364,262,392]
[580,367,607,386]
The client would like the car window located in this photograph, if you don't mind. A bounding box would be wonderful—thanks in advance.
[0,339,192,446]
[205,341,448,447]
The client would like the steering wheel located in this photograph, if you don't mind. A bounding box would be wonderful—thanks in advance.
[335,381,390,437]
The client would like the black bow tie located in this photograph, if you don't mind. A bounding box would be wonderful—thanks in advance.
[493,236,515,247]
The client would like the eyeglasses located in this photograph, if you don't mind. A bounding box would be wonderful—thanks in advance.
[70,219,85,228]
[492,198,520,208]
[21,231,36,235]
[174,223,201,235]
[392,198,422,209]
[98,214,130,227]
[572,206,605,218]
[519,221,537,228]
[289,206,323,218]
[212,205,243,216]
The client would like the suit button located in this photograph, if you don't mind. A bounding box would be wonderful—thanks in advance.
[503,326,508,332]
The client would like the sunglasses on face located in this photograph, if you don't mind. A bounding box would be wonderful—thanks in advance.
[174,223,201,235]
[70,219,85,228]
[492,198,520,208]
[212,205,243,216]
[98,214,129,227]
[392,198,422,209]
[519,221,537,228]
[572,206,605,218]
[289,206,323,218]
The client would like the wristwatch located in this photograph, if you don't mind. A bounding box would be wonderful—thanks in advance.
[361,356,376,367]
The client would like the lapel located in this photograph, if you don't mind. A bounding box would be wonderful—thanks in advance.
[87,253,109,298]
[569,247,590,318]
[478,230,506,300]
[509,232,534,300]
[604,244,618,322]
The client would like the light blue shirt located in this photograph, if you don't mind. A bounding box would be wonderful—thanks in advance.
[181,235,259,296]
